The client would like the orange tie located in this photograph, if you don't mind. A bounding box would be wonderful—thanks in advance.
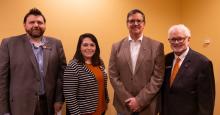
[170,57,181,87]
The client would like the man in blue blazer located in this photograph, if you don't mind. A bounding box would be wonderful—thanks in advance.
[161,24,215,115]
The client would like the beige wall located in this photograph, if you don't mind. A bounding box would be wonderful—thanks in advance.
[0,0,219,115]
[181,0,220,114]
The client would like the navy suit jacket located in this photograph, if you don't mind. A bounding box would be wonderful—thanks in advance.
[161,48,215,115]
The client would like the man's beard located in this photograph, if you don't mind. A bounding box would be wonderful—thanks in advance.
[26,28,45,38]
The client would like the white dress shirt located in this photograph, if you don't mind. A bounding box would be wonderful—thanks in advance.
[172,47,189,72]
[128,34,143,73]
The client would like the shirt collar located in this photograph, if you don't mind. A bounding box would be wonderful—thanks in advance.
[29,36,47,48]
[128,34,143,42]
[174,47,189,60]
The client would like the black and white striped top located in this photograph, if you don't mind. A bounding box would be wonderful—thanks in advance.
[63,59,109,115]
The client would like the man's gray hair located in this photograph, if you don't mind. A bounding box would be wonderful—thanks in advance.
[168,24,191,38]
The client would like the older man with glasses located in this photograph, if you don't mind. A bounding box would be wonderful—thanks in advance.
[160,24,215,115]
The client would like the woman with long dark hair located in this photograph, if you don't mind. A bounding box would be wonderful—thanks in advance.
[63,33,109,115]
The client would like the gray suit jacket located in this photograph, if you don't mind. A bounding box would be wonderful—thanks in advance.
[109,36,165,115]
[0,34,66,115]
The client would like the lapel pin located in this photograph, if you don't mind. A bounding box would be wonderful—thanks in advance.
[166,66,172,69]
[184,62,190,68]
[43,45,52,50]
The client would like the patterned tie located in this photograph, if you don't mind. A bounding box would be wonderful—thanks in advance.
[170,57,181,87]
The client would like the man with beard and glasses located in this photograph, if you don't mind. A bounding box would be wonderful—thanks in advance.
[0,8,66,115]
[109,9,165,115]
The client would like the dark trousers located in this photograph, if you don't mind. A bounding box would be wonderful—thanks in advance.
[34,95,48,115]
[66,108,105,115]
[132,112,139,115]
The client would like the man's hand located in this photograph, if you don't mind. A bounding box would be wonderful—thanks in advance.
[54,102,63,114]
[125,97,140,112]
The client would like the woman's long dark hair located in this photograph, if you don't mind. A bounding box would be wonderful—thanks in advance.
[73,33,102,66]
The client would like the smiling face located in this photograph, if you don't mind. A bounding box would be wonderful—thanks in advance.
[80,37,96,61]
[24,15,46,39]
[168,29,190,56]
[127,13,145,39]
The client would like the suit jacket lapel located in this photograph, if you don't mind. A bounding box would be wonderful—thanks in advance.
[165,54,174,88]
[23,35,40,78]
[81,63,97,81]
[134,38,150,74]
[122,39,133,73]
[43,38,51,77]
[171,49,192,88]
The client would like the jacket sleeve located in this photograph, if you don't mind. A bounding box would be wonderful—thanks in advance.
[55,40,67,102]
[197,60,215,115]
[135,43,165,110]
[63,63,80,115]
[0,39,10,114]
[108,44,133,105]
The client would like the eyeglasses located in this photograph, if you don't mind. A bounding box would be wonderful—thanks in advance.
[81,43,96,47]
[168,37,188,44]
[127,19,144,25]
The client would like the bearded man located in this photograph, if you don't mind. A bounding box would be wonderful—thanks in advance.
[0,8,66,115]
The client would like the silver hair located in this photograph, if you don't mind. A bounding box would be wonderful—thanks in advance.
[168,24,191,38]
